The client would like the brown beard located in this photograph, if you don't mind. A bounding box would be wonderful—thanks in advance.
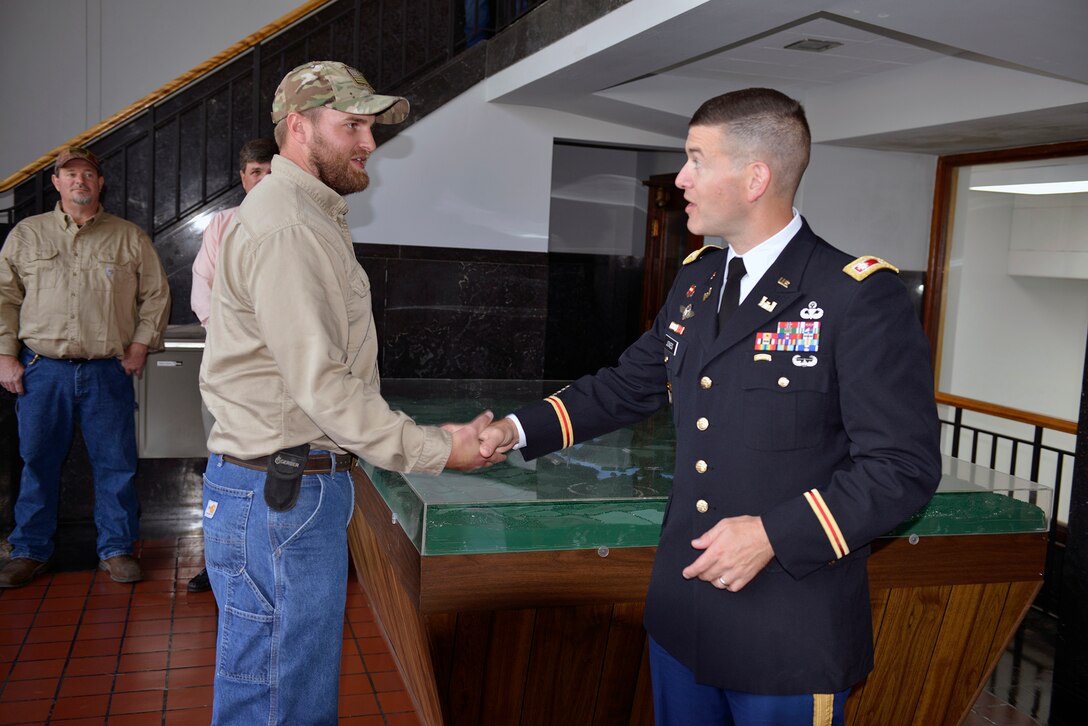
[308,128,369,196]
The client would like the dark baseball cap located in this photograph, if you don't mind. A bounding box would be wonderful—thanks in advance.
[54,147,102,175]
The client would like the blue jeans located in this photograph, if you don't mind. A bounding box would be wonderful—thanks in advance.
[649,638,850,725]
[203,453,355,725]
[9,348,139,562]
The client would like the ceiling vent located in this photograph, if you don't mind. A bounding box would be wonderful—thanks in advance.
[784,39,843,53]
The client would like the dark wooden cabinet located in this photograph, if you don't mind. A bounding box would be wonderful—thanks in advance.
[639,173,703,332]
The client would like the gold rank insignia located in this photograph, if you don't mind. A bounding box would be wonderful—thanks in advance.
[843,256,900,281]
[682,244,724,265]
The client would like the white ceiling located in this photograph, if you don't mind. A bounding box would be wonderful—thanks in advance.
[492,0,1088,154]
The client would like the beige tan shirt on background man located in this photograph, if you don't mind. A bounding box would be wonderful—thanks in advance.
[0,205,169,364]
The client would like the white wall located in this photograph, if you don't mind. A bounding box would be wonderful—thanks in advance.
[801,145,937,270]
[349,83,685,252]
[547,145,686,257]
[0,0,301,180]
[354,81,937,274]
[940,176,1088,423]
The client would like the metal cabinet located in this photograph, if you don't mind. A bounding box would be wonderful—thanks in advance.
[134,326,207,458]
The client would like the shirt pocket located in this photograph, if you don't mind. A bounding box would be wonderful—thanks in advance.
[18,243,60,290]
[202,479,254,576]
[740,360,831,451]
[344,266,372,355]
[90,251,137,296]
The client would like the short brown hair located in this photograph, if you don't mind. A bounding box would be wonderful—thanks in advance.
[690,88,811,197]
[238,137,277,171]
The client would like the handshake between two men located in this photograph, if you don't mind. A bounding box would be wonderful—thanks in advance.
[441,412,521,471]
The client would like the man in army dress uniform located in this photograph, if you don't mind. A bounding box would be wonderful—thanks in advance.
[480,88,941,724]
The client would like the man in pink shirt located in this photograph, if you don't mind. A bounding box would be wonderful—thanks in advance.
[188,137,276,593]
[190,138,277,325]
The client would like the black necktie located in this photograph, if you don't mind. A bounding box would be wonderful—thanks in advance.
[718,256,747,330]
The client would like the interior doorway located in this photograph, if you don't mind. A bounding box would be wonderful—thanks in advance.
[639,173,703,332]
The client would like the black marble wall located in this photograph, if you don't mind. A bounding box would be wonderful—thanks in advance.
[356,243,644,380]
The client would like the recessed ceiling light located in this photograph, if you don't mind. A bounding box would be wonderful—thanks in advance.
[970,181,1088,195]
[784,39,843,53]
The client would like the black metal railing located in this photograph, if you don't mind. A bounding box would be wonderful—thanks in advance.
[938,397,1075,615]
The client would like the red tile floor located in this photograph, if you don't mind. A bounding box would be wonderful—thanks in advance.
[0,536,420,725]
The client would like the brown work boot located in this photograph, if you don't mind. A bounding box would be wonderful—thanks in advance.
[0,557,47,588]
[98,555,143,583]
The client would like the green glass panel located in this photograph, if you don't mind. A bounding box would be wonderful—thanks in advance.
[366,380,1051,555]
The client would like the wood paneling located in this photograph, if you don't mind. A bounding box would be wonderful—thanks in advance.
[479,609,536,724]
[521,605,615,725]
[346,498,443,725]
[867,533,1046,588]
[593,603,649,725]
[419,548,656,613]
[349,468,1047,726]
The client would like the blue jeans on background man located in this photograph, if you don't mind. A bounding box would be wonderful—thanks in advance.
[203,453,354,725]
[9,348,139,562]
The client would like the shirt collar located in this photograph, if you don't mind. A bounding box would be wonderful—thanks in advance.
[53,202,103,231]
[727,209,802,287]
[270,155,349,219]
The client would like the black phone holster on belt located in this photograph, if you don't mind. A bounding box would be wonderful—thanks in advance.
[264,444,310,512]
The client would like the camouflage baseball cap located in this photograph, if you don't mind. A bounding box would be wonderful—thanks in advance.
[54,146,101,175]
[271,61,409,125]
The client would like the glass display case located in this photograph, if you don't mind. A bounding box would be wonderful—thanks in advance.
[369,379,1052,556]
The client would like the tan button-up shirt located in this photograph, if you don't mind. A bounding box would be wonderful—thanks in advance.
[200,155,452,472]
[0,204,170,359]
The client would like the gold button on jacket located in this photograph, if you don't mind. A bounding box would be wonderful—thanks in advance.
[696,417,709,431]
[695,460,708,473]
[696,499,709,513]
[700,376,713,389]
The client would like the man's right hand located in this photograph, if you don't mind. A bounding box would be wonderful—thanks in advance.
[479,417,519,459]
[444,410,505,471]
[0,354,25,395]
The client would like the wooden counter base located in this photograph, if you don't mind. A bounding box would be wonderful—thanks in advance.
[347,469,1046,725]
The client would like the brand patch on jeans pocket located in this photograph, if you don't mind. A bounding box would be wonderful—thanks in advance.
[204,500,218,518]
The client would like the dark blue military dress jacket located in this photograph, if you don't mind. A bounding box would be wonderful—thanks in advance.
[514,219,941,694]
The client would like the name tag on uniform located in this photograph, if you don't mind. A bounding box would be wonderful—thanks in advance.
[665,334,680,358]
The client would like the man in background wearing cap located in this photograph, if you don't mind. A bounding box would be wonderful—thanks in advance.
[200,61,500,723]
[0,147,170,588]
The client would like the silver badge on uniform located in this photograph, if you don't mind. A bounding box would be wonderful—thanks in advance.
[800,301,824,320]
[792,354,818,367]
[680,304,694,320]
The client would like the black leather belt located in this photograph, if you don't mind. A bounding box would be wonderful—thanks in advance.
[223,453,357,474]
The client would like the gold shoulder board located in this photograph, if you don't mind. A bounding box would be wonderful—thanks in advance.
[682,245,724,265]
[843,256,899,281]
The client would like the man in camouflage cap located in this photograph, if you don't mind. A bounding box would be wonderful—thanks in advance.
[199,61,500,724]
[270,59,409,126]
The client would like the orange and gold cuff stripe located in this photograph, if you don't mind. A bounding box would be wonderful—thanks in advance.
[545,395,574,449]
[804,489,849,559]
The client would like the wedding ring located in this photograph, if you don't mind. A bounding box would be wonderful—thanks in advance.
[718,576,728,587]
